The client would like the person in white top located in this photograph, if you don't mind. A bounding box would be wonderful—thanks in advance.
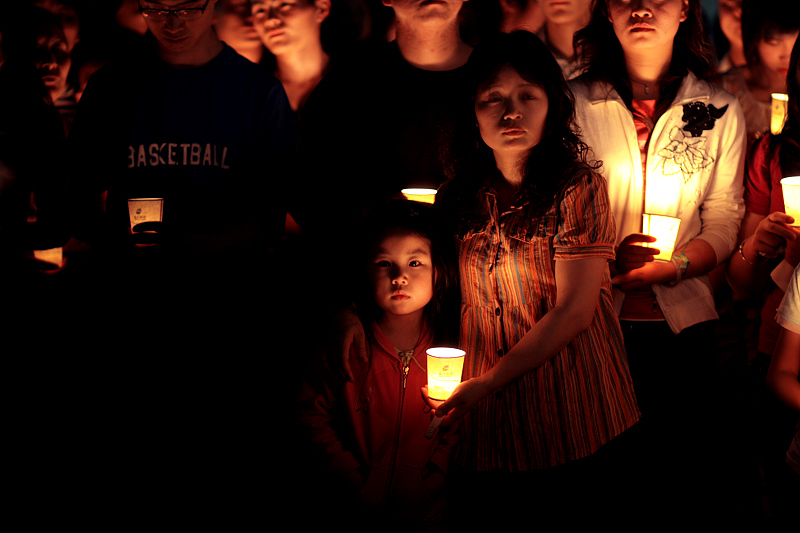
[570,0,746,521]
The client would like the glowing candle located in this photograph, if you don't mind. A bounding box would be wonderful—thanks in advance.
[32,247,64,272]
[771,93,789,135]
[642,214,681,262]
[401,188,437,204]
[781,177,800,226]
[127,198,164,232]
[426,347,466,401]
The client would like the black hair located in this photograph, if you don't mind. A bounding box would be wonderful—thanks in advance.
[575,0,715,120]
[351,200,460,348]
[779,36,800,177]
[741,0,800,67]
[439,30,599,236]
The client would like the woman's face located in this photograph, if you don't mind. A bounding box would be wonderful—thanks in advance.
[475,64,549,160]
[35,22,71,101]
[757,31,799,81]
[607,0,688,55]
[250,0,328,56]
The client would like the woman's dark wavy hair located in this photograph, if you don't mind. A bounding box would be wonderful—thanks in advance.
[779,36,800,177]
[741,0,800,67]
[351,200,461,348]
[439,30,599,236]
[574,0,715,119]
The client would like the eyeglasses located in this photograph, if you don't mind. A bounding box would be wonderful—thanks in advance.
[138,0,211,20]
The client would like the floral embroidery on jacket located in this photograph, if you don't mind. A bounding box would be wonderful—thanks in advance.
[657,126,714,181]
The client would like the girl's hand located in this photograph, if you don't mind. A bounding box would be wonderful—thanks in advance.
[615,233,658,274]
[747,212,798,259]
[423,377,493,429]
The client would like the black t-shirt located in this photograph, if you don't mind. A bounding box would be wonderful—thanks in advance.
[296,41,471,232]
[69,43,296,254]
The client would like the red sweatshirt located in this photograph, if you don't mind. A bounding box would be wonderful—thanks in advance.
[298,321,456,526]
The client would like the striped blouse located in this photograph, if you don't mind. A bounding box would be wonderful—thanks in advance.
[451,170,640,471]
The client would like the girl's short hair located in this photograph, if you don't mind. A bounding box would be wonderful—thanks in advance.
[742,0,800,66]
[353,200,460,346]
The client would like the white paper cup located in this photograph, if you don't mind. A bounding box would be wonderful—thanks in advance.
[426,347,466,401]
[781,177,800,226]
[771,93,789,135]
[401,188,437,204]
[127,198,164,232]
[642,214,681,262]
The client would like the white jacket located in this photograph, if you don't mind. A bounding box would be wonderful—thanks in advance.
[570,72,746,333]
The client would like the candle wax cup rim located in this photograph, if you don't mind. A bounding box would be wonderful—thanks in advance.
[426,347,466,358]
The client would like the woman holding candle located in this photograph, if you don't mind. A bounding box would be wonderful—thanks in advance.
[569,0,746,517]
[726,36,800,522]
[428,30,639,525]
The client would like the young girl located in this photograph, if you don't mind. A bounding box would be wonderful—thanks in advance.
[718,0,799,149]
[296,200,460,532]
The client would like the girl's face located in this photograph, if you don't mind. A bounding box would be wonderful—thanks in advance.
[757,31,799,81]
[34,22,71,101]
[607,0,688,55]
[475,64,549,160]
[369,233,434,321]
[250,0,328,56]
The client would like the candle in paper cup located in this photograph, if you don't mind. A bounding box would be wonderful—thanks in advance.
[781,177,800,226]
[127,198,164,232]
[642,214,681,262]
[771,93,789,135]
[401,188,437,204]
[426,347,466,401]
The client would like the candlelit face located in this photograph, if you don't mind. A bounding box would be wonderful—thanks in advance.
[34,21,71,102]
[250,0,329,56]
[370,233,434,321]
[541,0,592,26]
[35,0,81,52]
[214,0,262,53]
[757,30,799,81]
[475,64,549,160]
[138,0,218,58]
[606,0,688,55]
[382,0,467,26]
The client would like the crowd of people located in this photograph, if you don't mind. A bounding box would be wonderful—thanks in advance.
[1,0,798,529]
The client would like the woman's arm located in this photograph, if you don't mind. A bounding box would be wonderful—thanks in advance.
[432,257,607,426]
[726,211,799,298]
[610,236,718,291]
[766,327,800,413]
